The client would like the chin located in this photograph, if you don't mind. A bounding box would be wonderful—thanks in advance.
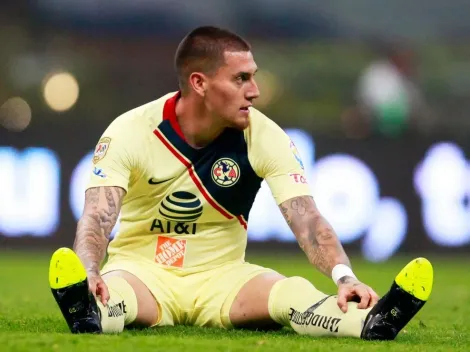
[231,117,250,131]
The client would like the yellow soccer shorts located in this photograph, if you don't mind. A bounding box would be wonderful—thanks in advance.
[101,256,275,328]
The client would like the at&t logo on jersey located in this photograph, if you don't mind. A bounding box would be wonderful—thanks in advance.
[150,191,202,235]
[159,191,202,222]
[211,158,240,187]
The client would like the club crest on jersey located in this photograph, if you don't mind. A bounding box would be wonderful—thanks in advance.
[93,137,111,164]
[290,140,304,170]
[211,158,240,187]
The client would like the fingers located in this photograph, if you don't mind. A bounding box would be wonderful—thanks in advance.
[96,281,110,305]
[88,281,98,299]
[337,290,348,313]
[337,282,380,313]
[356,286,381,309]
[87,275,109,305]
[356,287,371,309]
[368,288,380,308]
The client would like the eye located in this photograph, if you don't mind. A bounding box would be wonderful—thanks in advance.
[236,73,250,82]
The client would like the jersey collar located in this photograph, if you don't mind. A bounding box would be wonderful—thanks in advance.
[163,91,186,141]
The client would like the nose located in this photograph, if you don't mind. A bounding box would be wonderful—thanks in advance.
[246,79,260,101]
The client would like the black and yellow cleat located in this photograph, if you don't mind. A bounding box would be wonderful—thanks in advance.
[49,247,102,334]
[361,257,433,340]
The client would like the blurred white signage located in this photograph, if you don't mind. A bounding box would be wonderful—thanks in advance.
[1,131,469,261]
[0,147,60,236]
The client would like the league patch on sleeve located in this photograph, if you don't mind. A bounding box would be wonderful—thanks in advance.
[290,140,305,170]
[93,137,111,164]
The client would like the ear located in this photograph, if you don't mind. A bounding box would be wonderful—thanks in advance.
[188,72,208,97]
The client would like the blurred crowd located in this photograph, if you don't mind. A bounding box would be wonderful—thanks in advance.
[2,1,470,139]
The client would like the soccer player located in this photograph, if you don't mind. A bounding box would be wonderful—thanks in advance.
[49,26,433,340]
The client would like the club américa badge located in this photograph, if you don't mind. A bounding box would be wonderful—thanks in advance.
[211,158,240,187]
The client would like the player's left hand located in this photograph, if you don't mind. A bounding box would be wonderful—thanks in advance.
[336,276,379,313]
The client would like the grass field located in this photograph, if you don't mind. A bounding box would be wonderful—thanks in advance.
[0,251,469,352]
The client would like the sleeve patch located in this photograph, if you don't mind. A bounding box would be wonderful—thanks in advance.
[93,137,111,164]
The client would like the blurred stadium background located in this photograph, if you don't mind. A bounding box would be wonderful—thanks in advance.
[2,0,470,262]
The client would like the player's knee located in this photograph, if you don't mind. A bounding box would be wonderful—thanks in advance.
[269,276,323,307]
[274,276,317,292]
[103,271,159,328]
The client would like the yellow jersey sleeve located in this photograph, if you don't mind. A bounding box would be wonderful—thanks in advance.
[248,109,311,205]
[86,114,141,192]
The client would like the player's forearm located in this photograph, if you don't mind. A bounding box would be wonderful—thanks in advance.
[73,187,124,275]
[296,213,351,277]
[74,214,110,275]
[280,196,351,277]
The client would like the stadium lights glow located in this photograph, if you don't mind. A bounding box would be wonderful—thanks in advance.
[0,97,32,132]
[42,72,80,112]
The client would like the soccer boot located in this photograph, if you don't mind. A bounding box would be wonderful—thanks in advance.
[49,247,102,334]
[361,257,433,340]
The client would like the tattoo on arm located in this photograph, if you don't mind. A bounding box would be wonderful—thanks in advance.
[279,196,351,277]
[280,205,291,226]
[338,276,359,286]
[73,186,125,275]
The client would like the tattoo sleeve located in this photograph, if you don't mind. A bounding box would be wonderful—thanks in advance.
[73,186,126,275]
[279,195,351,277]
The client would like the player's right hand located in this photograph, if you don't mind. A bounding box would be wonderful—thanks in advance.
[336,276,379,313]
[87,272,110,305]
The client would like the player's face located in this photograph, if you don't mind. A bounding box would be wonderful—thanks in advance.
[205,51,260,130]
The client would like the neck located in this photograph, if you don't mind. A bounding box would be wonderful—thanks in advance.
[175,94,224,148]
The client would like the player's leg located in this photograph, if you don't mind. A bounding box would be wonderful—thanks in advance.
[228,258,433,340]
[99,270,159,331]
[264,275,372,337]
[228,272,285,330]
[228,270,369,336]
[49,248,159,333]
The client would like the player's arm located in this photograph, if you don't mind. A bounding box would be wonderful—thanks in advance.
[248,112,379,312]
[279,195,350,277]
[280,195,379,312]
[279,195,379,313]
[73,186,126,277]
[74,114,139,304]
[72,186,126,305]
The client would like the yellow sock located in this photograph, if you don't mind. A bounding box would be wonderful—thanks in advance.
[97,276,138,333]
[268,276,370,338]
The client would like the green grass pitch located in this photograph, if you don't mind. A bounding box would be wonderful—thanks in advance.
[0,250,468,351]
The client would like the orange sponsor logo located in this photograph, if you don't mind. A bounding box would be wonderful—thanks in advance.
[155,236,186,268]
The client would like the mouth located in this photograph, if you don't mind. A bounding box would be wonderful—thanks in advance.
[239,105,252,112]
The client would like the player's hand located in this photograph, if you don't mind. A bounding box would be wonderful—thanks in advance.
[87,272,110,305]
[336,276,379,313]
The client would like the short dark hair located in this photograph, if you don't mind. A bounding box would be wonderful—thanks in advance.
[174,26,251,94]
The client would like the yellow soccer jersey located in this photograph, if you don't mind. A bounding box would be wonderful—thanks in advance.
[87,91,311,272]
